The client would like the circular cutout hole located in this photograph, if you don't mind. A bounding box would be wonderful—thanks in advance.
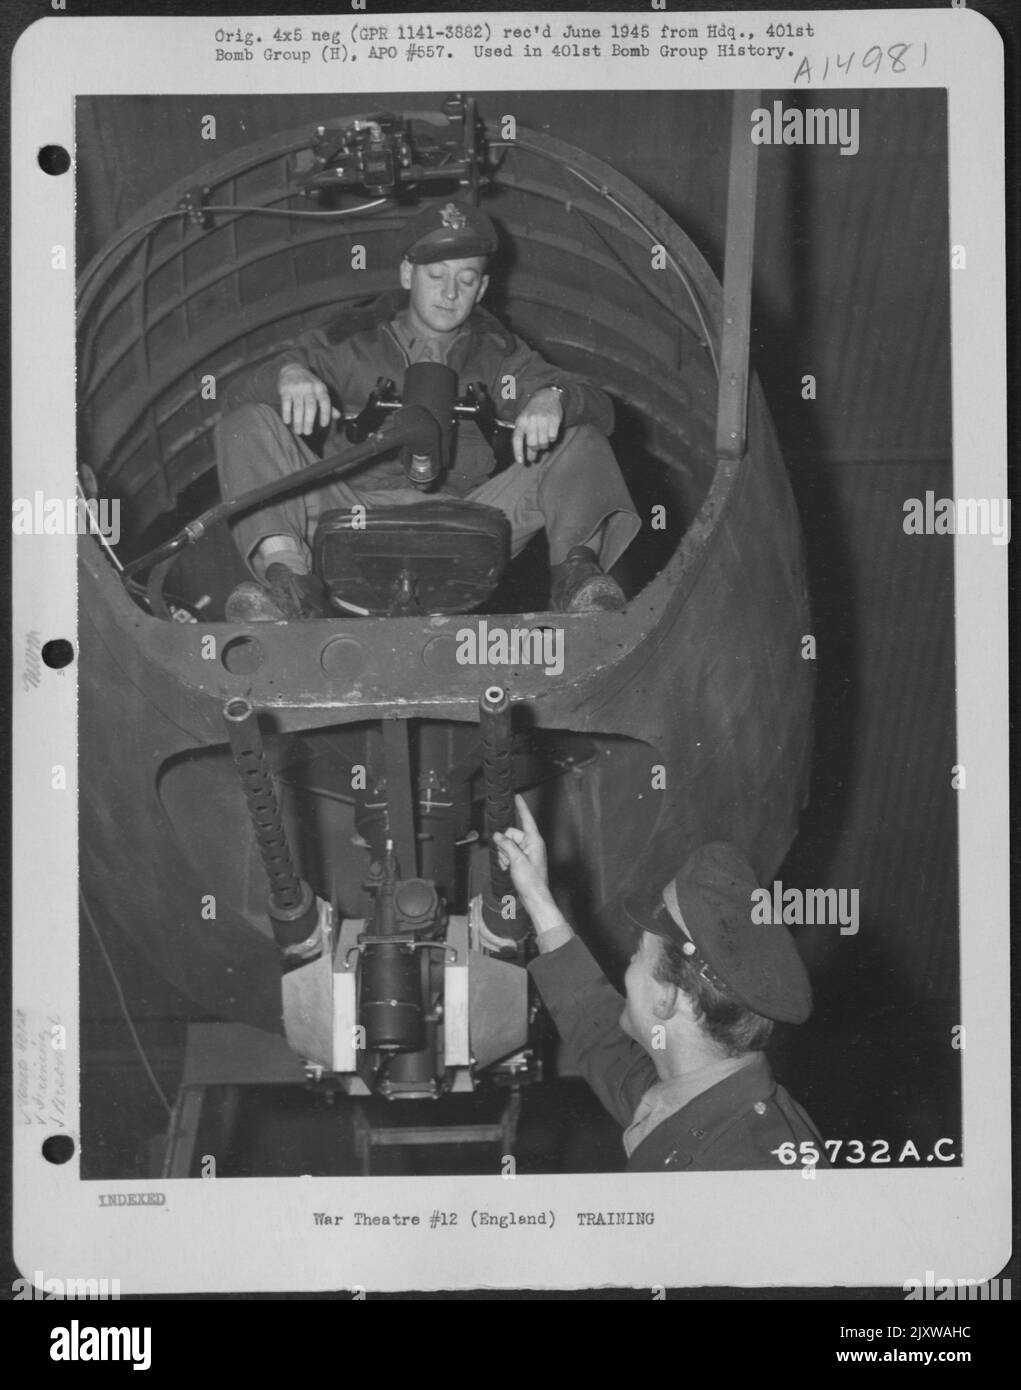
[42,1134,75,1164]
[38,145,71,176]
[320,636,365,679]
[42,638,74,669]
[221,636,265,675]
[420,633,461,675]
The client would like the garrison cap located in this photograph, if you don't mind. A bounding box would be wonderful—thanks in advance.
[402,200,498,264]
[622,843,813,1025]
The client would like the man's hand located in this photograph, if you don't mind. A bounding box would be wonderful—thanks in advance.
[511,387,564,464]
[494,795,574,950]
[494,796,556,918]
[278,364,339,437]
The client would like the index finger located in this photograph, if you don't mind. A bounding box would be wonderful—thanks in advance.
[511,419,526,465]
[514,794,539,836]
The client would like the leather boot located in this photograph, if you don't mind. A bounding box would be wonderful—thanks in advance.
[224,564,329,621]
[550,545,626,613]
[224,582,288,622]
[264,563,330,618]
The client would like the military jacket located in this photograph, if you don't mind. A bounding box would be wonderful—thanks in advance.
[225,291,613,496]
[529,936,829,1172]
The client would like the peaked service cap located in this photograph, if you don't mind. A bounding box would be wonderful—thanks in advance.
[402,200,498,264]
[622,842,813,1025]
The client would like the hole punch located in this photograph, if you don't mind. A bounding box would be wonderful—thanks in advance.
[38,145,71,176]
[42,1134,75,1164]
[42,638,74,669]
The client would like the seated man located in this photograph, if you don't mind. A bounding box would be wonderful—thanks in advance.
[494,797,828,1172]
[216,199,641,619]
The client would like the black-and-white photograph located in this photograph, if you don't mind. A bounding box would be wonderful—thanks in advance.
[73,85,960,1183]
[8,0,1012,1310]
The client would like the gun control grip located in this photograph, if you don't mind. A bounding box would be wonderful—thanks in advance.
[399,361,457,486]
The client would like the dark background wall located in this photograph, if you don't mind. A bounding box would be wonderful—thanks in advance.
[77,89,958,1172]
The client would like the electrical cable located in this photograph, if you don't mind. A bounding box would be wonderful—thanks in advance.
[121,428,394,581]
[568,203,689,357]
[490,138,720,377]
[76,478,123,571]
[562,165,720,378]
[201,197,389,219]
[76,211,189,301]
[77,197,391,302]
[79,889,174,1119]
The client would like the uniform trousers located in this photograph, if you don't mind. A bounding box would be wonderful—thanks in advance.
[215,403,640,577]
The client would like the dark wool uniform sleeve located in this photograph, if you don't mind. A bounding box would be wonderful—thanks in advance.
[494,336,614,436]
[528,937,656,1129]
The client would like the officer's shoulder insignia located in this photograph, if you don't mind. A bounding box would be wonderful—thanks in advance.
[440,202,467,230]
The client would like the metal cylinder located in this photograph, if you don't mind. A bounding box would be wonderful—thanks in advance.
[359,847,427,1053]
[399,361,456,487]
[360,943,426,1053]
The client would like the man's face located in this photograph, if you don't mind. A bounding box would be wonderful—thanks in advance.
[621,930,669,1046]
[400,256,489,337]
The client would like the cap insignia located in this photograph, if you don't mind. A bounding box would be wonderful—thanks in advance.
[440,202,468,230]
